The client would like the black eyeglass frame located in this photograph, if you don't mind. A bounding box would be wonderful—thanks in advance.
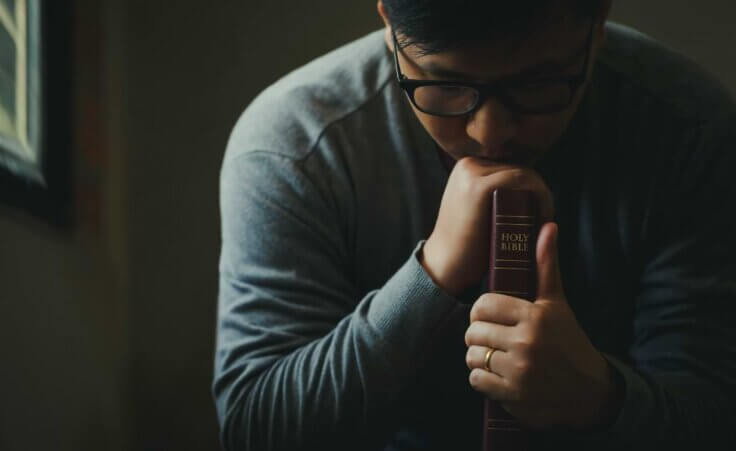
[392,21,596,117]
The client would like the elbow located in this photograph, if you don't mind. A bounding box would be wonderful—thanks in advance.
[213,370,259,451]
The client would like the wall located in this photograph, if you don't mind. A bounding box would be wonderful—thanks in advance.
[121,1,380,450]
[0,1,129,450]
[611,0,736,95]
[0,215,127,451]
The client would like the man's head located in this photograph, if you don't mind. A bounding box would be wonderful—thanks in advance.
[377,0,612,166]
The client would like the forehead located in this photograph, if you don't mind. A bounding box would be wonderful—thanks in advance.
[401,15,591,81]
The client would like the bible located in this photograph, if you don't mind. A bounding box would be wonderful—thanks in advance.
[483,188,539,451]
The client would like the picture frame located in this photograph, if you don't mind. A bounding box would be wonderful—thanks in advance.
[0,0,72,226]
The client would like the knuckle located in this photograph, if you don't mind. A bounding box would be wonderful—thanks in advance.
[509,168,528,182]
[514,332,540,357]
[469,369,482,387]
[469,301,480,322]
[513,339,532,357]
[515,357,531,374]
[466,349,476,369]
[465,323,481,345]
[459,174,484,200]
[498,168,528,187]
[471,294,494,321]
[468,176,487,199]
[454,156,475,173]
[448,159,474,189]
[514,359,534,381]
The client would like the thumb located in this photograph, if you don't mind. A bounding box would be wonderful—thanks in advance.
[536,222,564,301]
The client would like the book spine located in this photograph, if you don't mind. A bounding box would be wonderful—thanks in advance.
[483,189,538,451]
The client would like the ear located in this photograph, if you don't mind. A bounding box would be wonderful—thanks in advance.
[596,0,613,41]
[376,1,394,52]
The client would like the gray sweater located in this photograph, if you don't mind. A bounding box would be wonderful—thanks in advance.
[213,23,736,450]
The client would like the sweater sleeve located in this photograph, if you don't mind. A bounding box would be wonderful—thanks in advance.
[573,111,736,449]
[213,151,458,451]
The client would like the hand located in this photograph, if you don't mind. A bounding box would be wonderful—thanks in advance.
[421,157,555,296]
[464,222,620,430]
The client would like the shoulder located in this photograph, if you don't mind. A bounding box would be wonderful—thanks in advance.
[223,29,393,164]
[597,22,736,124]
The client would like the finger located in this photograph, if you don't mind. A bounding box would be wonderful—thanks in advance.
[465,320,515,350]
[535,222,565,301]
[469,368,516,402]
[470,293,527,325]
[480,168,555,223]
[465,345,511,377]
[450,159,555,222]
[466,345,490,370]
[455,156,520,175]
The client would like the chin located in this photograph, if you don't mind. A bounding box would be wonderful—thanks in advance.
[481,150,540,167]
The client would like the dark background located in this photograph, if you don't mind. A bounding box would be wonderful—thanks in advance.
[0,1,733,450]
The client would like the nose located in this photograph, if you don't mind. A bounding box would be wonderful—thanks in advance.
[465,97,519,158]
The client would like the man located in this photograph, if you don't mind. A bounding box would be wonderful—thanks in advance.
[213,1,736,450]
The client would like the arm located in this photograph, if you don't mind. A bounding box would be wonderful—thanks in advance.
[578,111,736,448]
[213,151,458,451]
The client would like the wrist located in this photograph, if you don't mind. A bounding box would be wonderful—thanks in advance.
[419,240,462,297]
[588,355,625,432]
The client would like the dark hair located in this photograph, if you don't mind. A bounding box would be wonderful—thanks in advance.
[383,0,606,55]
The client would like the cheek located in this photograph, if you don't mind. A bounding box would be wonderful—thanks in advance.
[518,112,574,148]
[519,86,589,148]
[413,105,577,155]
[416,112,468,151]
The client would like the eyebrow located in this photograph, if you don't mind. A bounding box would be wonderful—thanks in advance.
[415,40,589,82]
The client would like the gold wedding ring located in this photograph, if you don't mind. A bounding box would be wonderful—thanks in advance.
[484,347,497,373]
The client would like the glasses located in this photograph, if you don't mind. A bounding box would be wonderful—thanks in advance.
[392,21,595,116]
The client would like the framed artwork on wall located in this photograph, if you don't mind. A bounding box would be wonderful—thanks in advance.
[0,0,42,180]
[0,0,72,226]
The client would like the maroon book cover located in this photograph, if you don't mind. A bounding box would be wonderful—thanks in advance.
[483,189,539,451]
